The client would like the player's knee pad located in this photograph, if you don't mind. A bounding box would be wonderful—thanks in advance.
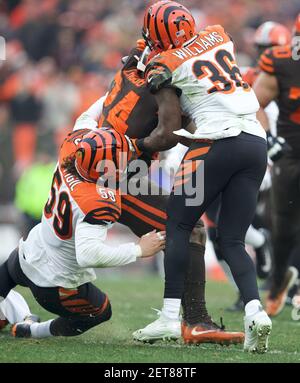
[189,219,206,246]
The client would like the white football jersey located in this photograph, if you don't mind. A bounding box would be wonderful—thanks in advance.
[146,25,266,140]
[18,129,123,288]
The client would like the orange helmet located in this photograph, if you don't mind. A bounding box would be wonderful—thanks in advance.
[142,1,196,51]
[254,21,291,47]
[75,128,132,183]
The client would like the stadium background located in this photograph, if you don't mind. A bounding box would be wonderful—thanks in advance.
[0,0,299,275]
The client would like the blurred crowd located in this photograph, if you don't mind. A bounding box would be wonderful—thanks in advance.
[0,0,300,209]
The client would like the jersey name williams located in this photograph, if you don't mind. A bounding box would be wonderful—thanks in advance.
[172,32,224,59]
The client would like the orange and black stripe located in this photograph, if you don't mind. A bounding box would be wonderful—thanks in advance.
[259,52,275,74]
[59,288,109,317]
[85,201,121,224]
[173,144,211,188]
[121,194,166,231]
[143,1,193,49]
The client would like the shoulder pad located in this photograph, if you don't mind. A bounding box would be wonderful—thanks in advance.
[145,61,173,94]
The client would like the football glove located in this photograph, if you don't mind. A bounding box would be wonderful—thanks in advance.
[266,131,291,162]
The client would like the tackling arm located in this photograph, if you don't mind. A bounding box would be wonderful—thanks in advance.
[75,220,142,268]
[73,95,107,131]
[137,87,182,152]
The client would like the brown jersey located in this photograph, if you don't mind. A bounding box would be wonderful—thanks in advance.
[99,49,158,139]
[259,45,300,154]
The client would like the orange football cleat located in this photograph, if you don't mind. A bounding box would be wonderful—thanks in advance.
[182,318,245,345]
[266,266,298,317]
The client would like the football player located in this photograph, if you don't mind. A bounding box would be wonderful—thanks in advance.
[132,0,272,353]
[75,42,245,345]
[205,21,292,312]
[254,14,300,316]
[0,127,166,339]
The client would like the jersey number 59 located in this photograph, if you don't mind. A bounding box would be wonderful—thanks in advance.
[44,168,73,240]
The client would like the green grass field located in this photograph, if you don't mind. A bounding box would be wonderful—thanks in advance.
[0,274,299,363]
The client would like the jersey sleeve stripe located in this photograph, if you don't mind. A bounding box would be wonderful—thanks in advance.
[260,55,273,65]
[121,202,165,231]
[258,61,275,74]
[100,199,121,212]
[122,194,167,220]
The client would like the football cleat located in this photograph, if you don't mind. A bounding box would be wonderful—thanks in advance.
[132,309,181,343]
[292,292,300,309]
[244,306,272,353]
[266,266,298,317]
[182,317,244,345]
[11,314,40,338]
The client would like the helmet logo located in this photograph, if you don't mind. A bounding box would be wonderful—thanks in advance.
[176,30,186,38]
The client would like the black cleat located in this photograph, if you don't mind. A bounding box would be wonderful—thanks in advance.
[11,322,32,338]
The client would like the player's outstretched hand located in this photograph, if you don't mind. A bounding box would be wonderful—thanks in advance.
[139,230,166,258]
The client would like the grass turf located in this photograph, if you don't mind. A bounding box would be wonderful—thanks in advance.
[0,274,299,363]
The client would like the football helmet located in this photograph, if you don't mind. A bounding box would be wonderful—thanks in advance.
[254,21,291,47]
[142,0,196,51]
[75,128,133,183]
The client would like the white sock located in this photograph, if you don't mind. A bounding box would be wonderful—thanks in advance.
[30,320,54,338]
[245,299,262,317]
[162,298,181,320]
[0,290,31,324]
[245,225,265,249]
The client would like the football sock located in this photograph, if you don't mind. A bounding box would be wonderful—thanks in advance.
[30,320,54,338]
[245,299,261,317]
[245,225,265,249]
[182,243,209,324]
[162,298,181,320]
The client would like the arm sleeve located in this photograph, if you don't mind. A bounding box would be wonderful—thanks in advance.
[73,95,107,131]
[75,220,142,268]
[145,61,173,94]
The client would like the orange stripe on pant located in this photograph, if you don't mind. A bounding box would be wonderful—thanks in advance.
[121,203,165,231]
[185,146,210,161]
[175,161,200,177]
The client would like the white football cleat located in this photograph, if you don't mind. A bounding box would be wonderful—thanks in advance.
[132,309,181,343]
[244,306,272,354]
